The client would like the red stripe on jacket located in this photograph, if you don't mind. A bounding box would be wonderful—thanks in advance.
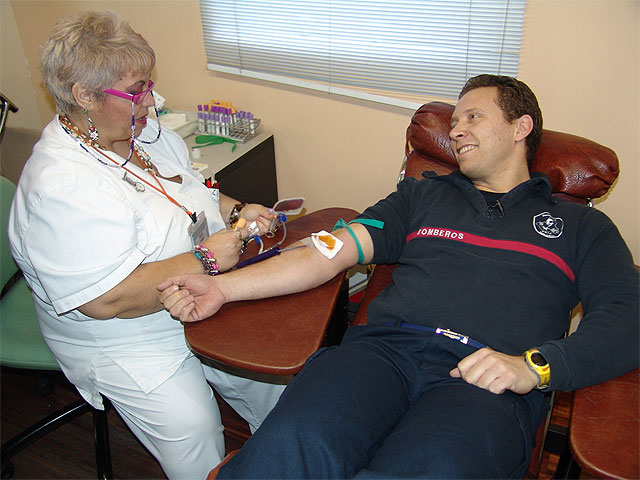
[406,227,575,282]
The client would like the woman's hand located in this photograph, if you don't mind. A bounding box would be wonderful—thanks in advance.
[200,204,275,273]
[201,229,244,272]
[239,204,276,236]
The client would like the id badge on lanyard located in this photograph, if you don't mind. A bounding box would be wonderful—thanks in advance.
[188,211,210,246]
[205,178,220,207]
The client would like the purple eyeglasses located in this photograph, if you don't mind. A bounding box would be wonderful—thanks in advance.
[102,79,162,149]
[104,80,154,105]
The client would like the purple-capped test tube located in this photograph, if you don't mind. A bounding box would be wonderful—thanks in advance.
[248,112,255,134]
[197,105,205,132]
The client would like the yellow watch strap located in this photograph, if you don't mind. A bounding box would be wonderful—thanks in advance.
[524,348,550,389]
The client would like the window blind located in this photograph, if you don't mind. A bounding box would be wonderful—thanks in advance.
[199,0,525,108]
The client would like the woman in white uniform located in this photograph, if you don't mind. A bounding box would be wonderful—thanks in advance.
[8,11,284,479]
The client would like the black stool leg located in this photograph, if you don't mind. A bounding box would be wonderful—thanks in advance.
[1,460,14,479]
[0,399,89,478]
[1,397,114,480]
[93,404,113,480]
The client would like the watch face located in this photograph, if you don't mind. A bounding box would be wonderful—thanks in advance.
[531,352,547,366]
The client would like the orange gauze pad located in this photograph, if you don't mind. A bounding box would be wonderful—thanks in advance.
[311,230,344,259]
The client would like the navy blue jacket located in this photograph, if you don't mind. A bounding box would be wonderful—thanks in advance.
[358,171,639,391]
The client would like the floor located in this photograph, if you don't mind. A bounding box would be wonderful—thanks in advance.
[1,368,166,479]
[2,365,576,479]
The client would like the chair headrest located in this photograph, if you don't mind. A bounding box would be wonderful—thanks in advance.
[404,102,619,202]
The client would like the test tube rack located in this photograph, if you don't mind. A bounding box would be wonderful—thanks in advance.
[197,104,261,143]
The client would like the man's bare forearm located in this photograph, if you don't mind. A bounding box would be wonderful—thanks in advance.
[218,229,361,303]
[158,224,373,322]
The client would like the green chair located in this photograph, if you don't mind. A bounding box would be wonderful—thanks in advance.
[1,175,113,479]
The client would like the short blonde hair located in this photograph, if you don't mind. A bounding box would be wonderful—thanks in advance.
[41,11,156,115]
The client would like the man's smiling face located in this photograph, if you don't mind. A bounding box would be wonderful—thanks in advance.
[449,86,521,190]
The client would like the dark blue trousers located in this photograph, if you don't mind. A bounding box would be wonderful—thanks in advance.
[219,325,547,479]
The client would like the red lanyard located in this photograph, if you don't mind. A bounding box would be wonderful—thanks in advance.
[94,144,197,223]
[58,114,197,223]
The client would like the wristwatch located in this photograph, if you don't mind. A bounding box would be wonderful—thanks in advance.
[524,348,550,390]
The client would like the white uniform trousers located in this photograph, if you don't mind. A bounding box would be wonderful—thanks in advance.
[94,353,285,479]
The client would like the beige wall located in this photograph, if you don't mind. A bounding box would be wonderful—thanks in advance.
[3,0,639,263]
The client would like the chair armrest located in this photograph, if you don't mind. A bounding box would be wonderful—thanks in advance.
[352,264,396,326]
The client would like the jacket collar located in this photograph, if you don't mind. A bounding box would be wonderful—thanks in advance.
[421,170,557,215]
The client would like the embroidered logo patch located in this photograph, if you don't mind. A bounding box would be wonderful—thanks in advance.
[533,212,564,239]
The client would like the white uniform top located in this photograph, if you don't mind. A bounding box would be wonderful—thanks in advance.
[8,117,224,408]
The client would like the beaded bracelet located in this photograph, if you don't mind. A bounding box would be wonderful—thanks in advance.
[227,202,247,228]
[193,244,220,276]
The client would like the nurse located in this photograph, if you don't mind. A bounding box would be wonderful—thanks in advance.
[8,10,284,479]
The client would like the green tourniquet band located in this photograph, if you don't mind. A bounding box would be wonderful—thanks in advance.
[349,218,384,229]
[333,218,385,264]
[333,218,364,264]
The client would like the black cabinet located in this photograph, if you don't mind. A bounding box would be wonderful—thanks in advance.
[186,133,278,207]
[216,135,277,207]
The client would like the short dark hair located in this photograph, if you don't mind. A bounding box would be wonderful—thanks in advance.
[459,75,543,167]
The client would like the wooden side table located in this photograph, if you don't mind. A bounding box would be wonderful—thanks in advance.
[184,207,358,383]
[555,368,639,479]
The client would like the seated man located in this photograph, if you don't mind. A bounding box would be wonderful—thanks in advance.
[158,75,639,479]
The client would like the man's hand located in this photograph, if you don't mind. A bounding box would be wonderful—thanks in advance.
[157,275,224,322]
[450,347,539,394]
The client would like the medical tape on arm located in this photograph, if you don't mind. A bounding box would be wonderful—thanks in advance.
[310,231,343,259]
[332,218,384,264]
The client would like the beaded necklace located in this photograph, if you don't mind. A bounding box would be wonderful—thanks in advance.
[59,115,132,167]
[58,115,197,222]
[133,142,158,175]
